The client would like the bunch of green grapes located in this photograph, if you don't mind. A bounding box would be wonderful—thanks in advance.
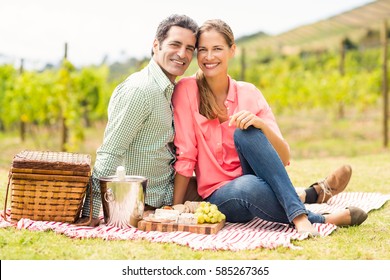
[195,201,226,224]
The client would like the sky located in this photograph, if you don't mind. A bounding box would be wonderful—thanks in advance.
[0,0,374,69]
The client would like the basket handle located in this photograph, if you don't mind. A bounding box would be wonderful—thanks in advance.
[3,170,13,223]
[75,177,94,226]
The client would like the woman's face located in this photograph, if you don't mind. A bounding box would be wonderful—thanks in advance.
[197,29,235,78]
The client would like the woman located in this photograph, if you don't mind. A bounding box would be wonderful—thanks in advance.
[172,19,367,236]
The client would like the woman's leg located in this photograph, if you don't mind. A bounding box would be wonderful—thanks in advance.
[233,127,308,223]
[232,127,368,228]
[206,173,367,228]
[206,174,325,224]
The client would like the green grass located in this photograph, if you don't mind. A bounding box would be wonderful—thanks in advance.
[0,109,389,260]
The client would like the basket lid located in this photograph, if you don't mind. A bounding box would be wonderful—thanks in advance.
[12,150,91,173]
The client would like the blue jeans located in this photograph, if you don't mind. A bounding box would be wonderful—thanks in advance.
[206,127,325,225]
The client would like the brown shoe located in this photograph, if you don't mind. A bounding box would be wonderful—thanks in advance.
[311,165,352,203]
[347,207,368,226]
[323,206,368,226]
[75,216,101,227]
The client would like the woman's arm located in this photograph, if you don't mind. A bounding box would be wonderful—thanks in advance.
[173,173,191,205]
[172,78,199,204]
[254,117,290,166]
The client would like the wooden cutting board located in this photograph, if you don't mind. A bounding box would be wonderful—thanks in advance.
[137,219,225,234]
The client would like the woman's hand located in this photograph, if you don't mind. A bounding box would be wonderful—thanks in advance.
[229,110,262,130]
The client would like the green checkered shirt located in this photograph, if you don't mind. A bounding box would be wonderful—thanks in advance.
[83,59,176,218]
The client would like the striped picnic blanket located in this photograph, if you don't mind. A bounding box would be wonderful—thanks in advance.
[1,191,389,250]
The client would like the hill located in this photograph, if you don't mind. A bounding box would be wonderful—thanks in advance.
[237,0,390,56]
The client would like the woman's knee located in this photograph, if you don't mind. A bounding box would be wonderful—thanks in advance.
[233,127,266,147]
[223,175,268,198]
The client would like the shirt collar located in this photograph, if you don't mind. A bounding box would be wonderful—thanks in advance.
[149,59,175,98]
[226,75,236,103]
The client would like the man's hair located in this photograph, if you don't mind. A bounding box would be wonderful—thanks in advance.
[151,14,198,56]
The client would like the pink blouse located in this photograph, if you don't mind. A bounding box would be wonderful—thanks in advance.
[172,76,287,199]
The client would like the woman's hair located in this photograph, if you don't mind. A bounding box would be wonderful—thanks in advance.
[151,14,198,56]
[196,19,235,119]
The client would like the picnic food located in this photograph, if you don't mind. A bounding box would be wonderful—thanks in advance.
[154,209,180,222]
[142,201,225,225]
[194,201,226,224]
[144,208,196,224]
[172,203,190,213]
[184,201,201,213]
[177,213,197,224]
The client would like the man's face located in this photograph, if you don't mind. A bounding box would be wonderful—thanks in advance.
[153,26,196,83]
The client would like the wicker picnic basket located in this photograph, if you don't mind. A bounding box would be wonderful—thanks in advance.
[4,150,92,224]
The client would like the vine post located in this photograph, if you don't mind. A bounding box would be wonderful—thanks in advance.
[338,38,346,119]
[19,58,26,142]
[240,47,246,81]
[61,42,69,151]
[381,20,389,148]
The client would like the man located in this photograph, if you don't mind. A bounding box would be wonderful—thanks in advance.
[77,14,198,226]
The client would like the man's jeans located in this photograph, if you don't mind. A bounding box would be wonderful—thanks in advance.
[206,127,325,225]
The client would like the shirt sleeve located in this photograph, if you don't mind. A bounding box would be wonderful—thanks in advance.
[172,79,197,177]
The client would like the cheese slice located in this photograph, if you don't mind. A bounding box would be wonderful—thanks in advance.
[154,209,180,222]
